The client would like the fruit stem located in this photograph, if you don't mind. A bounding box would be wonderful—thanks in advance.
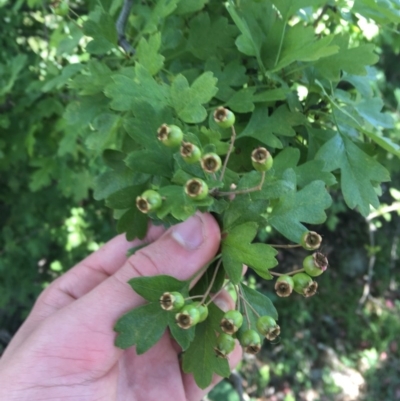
[201,259,222,304]
[205,281,230,307]
[184,295,205,301]
[269,244,301,249]
[219,125,237,182]
[188,253,221,282]
[216,171,266,197]
[239,285,252,329]
[270,268,305,277]
[238,290,261,318]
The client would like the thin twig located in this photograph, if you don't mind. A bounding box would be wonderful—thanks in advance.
[313,5,330,27]
[237,292,260,318]
[239,285,251,329]
[201,259,222,304]
[219,125,237,182]
[270,268,304,277]
[216,171,266,197]
[269,243,301,249]
[116,0,135,55]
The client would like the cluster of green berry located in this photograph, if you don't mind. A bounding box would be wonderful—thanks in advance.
[133,106,329,358]
[135,107,273,213]
[159,291,279,358]
[274,232,328,298]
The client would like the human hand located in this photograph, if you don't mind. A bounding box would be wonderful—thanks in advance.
[0,213,242,401]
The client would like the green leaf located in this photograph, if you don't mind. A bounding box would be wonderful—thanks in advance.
[182,303,230,389]
[225,2,265,61]
[169,72,218,123]
[128,275,189,302]
[106,185,146,209]
[114,302,168,353]
[314,34,379,81]
[125,150,174,178]
[93,169,148,201]
[123,103,174,148]
[117,207,148,241]
[175,0,207,14]
[222,222,278,283]
[143,0,179,34]
[205,58,248,102]
[83,10,117,54]
[315,133,390,216]
[156,186,189,220]
[105,64,169,112]
[239,105,306,148]
[272,147,336,187]
[187,13,236,61]
[268,169,332,242]
[136,33,164,76]
[273,29,339,71]
[226,87,256,113]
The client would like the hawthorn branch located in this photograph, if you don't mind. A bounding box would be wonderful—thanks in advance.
[116,0,135,55]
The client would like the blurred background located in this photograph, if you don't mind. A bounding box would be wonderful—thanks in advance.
[0,1,399,400]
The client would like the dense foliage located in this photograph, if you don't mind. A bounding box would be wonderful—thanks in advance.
[1,0,399,398]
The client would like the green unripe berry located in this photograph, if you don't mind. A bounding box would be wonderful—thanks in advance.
[240,329,262,355]
[159,292,185,311]
[214,333,236,358]
[157,124,183,147]
[176,304,200,329]
[256,316,280,341]
[303,252,328,277]
[184,178,209,200]
[192,302,209,323]
[300,231,322,251]
[136,189,162,213]
[293,273,312,294]
[274,275,294,297]
[293,273,318,297]
[213,107,235,128]
[201,153,222,173]
[180,142,202,164]
[220,310,244,334]
[251,147,273,172]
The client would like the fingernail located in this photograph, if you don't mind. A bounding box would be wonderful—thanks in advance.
[171,214,205,250]
[214,297,229,312]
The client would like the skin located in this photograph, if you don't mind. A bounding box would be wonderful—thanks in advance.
[0,213,241,401]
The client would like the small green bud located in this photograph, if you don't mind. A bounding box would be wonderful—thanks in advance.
[157,124,183,147]
[201,153,222,173]
[213,107,235,128]
[303,252,328,277]
[251,147,273,172]
[214,333,236,358]
[256,316,280,341]
[274,275,294,297]
[300,231,322,251]
[293,273,318,297]
[136,189,162,213]
[180,142,202,164]
[184,178,209,200]
[220,310,244,334]
[175,304,200,329]
[159,292,185,311]
[240,329,262,355]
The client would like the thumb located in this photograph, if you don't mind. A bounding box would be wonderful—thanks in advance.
[36,213,220,364]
